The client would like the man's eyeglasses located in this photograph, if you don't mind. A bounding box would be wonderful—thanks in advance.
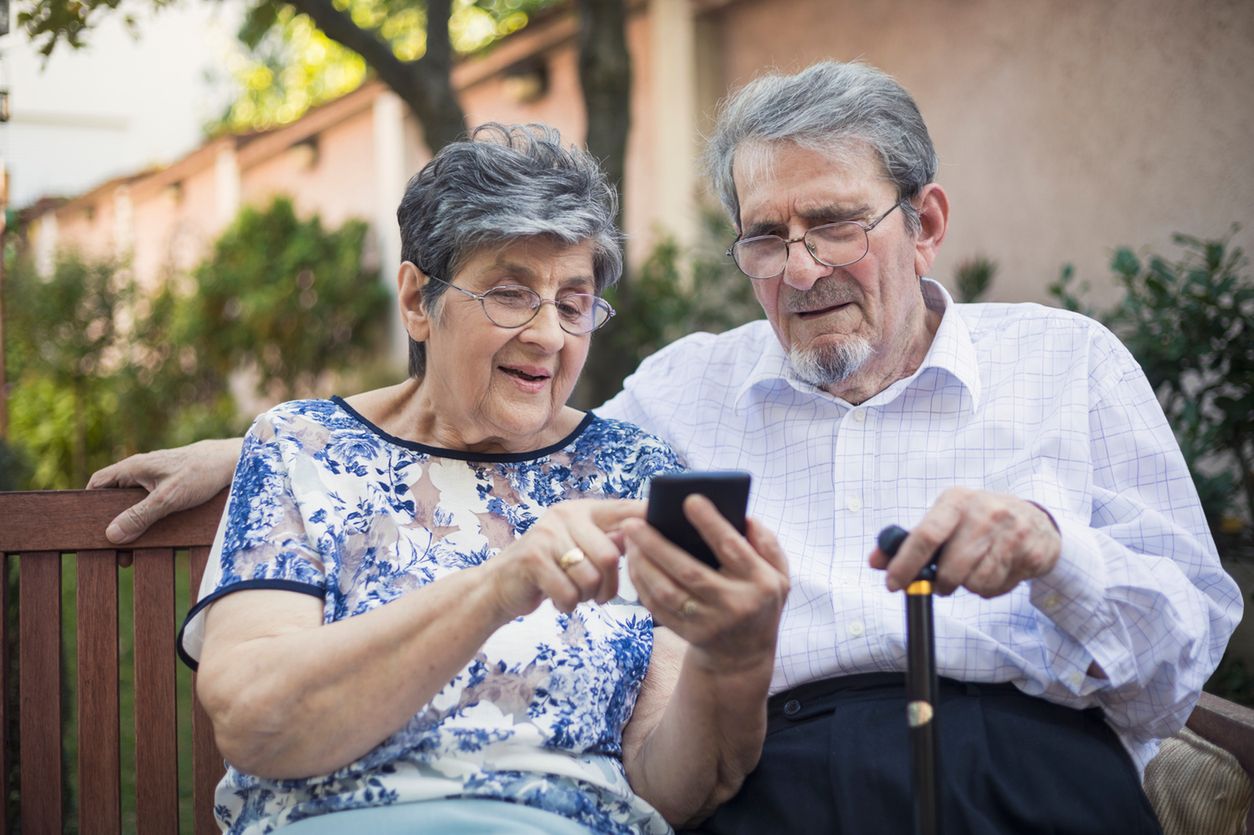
[426,274,615,335]
[727,202,905,280]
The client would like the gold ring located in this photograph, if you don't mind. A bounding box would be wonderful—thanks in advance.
[679,597,699,619]
[557,547,586,571]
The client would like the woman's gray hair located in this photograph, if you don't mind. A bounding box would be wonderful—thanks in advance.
[705,61,937,235]
[397,123,623,377]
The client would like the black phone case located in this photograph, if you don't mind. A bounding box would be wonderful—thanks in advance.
[645,471,751,568]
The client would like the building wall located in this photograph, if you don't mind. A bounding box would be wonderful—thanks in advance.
[126,151,227,291]
[240,105,380,232]
[702,0,1254,305]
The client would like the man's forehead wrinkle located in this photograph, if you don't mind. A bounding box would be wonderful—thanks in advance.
[742,202,871,238]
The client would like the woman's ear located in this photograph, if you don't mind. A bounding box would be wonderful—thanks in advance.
[397,261,432,343]
[911,183,949,278]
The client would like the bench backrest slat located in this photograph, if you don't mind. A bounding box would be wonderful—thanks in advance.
[189,546,220,835]
[77,550,121,835]
[133,549,180,835]
[18,552,64,835]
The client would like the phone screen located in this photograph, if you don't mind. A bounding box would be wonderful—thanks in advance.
[645,471,751,569]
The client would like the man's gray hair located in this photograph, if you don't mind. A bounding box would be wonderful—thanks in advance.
[397,123,623,377]
[705,61,937,235]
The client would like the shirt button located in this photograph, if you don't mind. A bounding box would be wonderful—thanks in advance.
[1042,593,1062,611]
[1068,672,1085,688]
[848,620,865,638]
[846,496,863,512]
[783,699,802,716]
[852,410,867,423]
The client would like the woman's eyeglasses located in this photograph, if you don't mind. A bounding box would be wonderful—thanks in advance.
[426,275,615,335]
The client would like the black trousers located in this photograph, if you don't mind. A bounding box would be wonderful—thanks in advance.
[685,673,1161,835]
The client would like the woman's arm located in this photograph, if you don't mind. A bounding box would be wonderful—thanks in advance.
[197,499,643,779]
[621,500,789,826]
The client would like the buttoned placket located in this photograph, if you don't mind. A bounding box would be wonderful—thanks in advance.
[831,405,875,654]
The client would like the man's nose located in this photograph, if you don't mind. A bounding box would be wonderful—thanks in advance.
[781,239,832,291]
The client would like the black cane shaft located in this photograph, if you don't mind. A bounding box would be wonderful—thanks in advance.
[880,526,943,835]
[906,584,940,835]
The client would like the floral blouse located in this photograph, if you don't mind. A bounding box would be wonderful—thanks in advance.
[178,397,681,834]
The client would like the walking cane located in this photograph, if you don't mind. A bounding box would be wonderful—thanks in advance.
[878,524,941,835]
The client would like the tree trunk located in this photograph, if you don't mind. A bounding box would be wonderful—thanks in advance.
[573,0,636,409]
[577,0,632,235]
[284,0,467,152]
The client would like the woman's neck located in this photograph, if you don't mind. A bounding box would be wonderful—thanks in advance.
[342,380,584,454]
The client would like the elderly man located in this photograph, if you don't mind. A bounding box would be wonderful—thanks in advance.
[92,62,1237,834]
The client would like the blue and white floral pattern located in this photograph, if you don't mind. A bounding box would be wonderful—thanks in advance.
[179,397,681,834]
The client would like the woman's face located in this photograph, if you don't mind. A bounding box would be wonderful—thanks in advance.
[412,237,598,452]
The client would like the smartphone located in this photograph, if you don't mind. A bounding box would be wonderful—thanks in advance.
[645,471,751,569]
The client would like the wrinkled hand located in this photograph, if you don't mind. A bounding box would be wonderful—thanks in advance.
[623,496,789,671]
[486,499,647,620]
[86,438,243,544]
[869,487,1061,598]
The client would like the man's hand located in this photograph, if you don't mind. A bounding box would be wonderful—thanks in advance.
[86,438,243,544]
[869,487,1061,598]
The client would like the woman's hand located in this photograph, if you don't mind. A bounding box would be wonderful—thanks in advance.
[485,499,647,620]
[623,495,789,671]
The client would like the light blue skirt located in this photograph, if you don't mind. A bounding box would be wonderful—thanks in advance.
[279,798,595,833]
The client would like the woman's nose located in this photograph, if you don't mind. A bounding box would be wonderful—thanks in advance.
[518,302,567,351]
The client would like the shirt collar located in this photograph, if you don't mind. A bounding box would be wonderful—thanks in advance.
[733,278,982,412]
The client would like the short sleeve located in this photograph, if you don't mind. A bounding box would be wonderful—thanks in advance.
[580,418,683,500]
[177,410,326,669]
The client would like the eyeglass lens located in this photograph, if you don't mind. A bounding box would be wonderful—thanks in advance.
[481,286,611,333]
[733,221,869,279]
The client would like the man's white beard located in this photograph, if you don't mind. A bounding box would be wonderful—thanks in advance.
[788,337,874,389]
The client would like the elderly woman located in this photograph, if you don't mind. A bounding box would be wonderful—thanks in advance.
[175,124,788,835]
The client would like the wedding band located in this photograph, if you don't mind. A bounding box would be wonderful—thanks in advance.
[557,547,586,571]
[679,597,699,619]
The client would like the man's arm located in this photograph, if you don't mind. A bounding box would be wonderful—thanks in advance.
[871,340,1242,753]
[87,438,243,543]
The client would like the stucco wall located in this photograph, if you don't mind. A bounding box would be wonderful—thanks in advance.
[241,106,380,232]
[702,0,1254,304]
[126,157,224,290]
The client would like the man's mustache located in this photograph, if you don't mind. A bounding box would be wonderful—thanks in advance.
[782,277,863,314]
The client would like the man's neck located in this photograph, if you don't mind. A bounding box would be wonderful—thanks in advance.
[823,304,943,405]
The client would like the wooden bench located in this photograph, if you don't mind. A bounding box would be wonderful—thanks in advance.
[2,488,1253,833]
[1,489,227,835]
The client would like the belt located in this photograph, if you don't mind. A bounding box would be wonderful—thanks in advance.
[767,673,1024,731]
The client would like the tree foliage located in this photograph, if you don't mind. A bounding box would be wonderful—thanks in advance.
[215,0,554,134]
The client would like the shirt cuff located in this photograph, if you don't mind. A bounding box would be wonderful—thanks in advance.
[1027,514,1132,693]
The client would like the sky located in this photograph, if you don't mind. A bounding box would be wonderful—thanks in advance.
[2,2,243,209]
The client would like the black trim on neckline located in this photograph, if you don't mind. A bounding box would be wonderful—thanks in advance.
[329,395,595,463]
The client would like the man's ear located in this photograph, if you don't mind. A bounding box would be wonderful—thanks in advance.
[912,183,949,277]
[397,261,432,343]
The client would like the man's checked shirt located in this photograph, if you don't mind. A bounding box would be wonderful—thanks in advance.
[598,278,1241,772]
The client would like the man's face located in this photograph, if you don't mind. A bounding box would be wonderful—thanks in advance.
[732,141,932,396]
